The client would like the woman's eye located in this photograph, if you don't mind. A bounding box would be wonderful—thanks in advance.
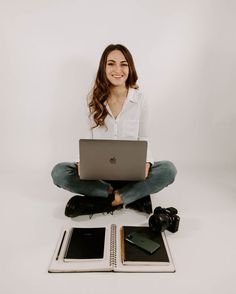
[107,63,128,66]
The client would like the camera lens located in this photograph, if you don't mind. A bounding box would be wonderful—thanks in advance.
[149,213,170,232]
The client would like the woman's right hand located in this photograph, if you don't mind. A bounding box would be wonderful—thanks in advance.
[76,161,80,176]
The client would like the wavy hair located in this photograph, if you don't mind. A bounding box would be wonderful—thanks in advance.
[88,44,138,128]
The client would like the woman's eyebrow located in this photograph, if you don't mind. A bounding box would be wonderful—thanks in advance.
[107,59,128,63]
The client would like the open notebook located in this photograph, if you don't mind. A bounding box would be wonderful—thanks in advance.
[48,225,175,273]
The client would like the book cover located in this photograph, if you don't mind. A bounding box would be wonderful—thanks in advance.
[64,227,105,260]
[122,226,169,263]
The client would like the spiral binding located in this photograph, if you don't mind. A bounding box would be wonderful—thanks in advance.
[109,224,117,268]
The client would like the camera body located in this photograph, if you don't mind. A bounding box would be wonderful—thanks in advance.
[148,206,180,233]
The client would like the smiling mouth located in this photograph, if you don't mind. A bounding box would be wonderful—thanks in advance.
[112,75,124,78]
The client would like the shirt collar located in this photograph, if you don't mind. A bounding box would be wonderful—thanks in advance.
[105,87,138,105]
[104,87,138,118]
[127,87,138,103]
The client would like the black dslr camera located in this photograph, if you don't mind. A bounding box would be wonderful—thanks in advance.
[148,206,180,233]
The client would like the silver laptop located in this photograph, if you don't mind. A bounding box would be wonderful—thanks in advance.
[79,139,147,181]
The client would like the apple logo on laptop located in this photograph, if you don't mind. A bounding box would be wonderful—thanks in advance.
[109,157,117,164]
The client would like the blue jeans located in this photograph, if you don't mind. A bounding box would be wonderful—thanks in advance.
[51,161,177,205]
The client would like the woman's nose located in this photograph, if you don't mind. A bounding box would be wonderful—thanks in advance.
[113,64,122,72]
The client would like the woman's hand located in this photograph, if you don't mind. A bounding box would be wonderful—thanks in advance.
[76,161,80,176]
[145,162,151,178]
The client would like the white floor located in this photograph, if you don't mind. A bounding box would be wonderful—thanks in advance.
[1,164,236,294]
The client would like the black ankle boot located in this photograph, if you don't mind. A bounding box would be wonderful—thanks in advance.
[125,195,153,214]
[65,195,123,218]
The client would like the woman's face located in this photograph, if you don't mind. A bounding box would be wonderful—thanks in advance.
[105,50,129,87]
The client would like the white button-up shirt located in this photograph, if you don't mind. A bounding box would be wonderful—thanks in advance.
[79,88,154,164]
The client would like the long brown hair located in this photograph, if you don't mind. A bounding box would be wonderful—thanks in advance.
[88,44,138,128]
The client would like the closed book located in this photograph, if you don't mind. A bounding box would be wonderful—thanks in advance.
[121,226,170,265]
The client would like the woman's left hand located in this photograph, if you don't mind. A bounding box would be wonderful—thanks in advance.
[145,162,151,178]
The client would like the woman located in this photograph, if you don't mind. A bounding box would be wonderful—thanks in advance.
[51,44,177,217]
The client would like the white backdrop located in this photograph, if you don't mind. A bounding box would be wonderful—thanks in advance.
[1,0,236,174]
